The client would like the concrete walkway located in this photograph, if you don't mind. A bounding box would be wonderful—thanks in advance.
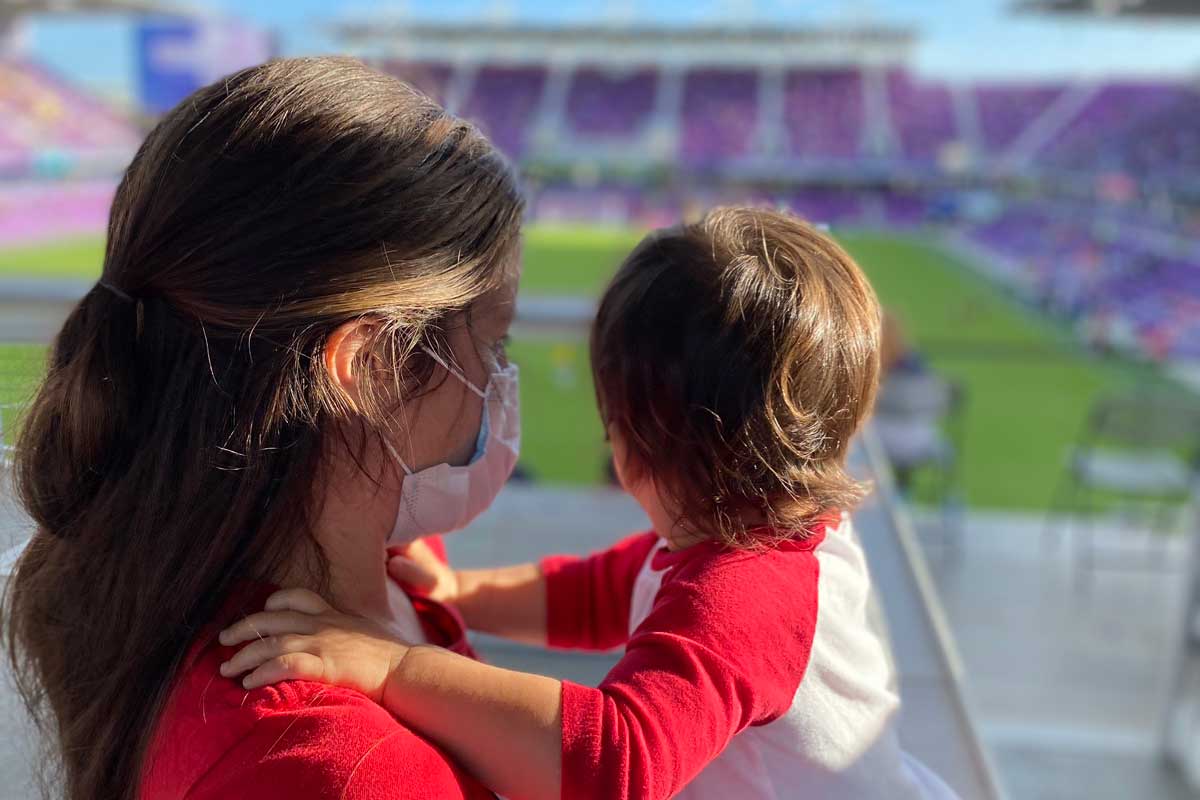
[916,509,1195,800]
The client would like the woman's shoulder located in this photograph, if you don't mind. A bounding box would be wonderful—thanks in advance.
[143,634,494,800]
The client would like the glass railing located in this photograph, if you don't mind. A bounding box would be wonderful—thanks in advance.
[855,425,1008,800]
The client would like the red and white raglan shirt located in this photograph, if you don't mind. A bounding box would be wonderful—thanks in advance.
[540,514,959,800]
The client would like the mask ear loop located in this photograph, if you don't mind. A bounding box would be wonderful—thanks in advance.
[383,439,414,476]
[422,346,488,399]
[384,346,490,475]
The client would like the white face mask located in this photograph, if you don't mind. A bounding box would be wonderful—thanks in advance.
[383,346,520,544]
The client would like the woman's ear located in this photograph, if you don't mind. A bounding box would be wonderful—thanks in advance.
[324,319,376,410]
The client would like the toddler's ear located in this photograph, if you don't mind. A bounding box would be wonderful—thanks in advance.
[606,424,634,492]
[608,425,659,501]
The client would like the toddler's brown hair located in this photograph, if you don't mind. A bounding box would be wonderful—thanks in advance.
[591,206,882,547]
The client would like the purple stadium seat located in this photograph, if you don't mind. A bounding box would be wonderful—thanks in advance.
[787,188,863,224]
[887,71,959,162]
[974,84,1065,154]
[1038,82,1190,170]
[0,181,115,246]
[967,203,1200,360]
[783,70,864,160]
[0,60,139,166]
[376,60,455,105]
[565,67,657,139]
[461,66,548,159]
[680,69,760,164]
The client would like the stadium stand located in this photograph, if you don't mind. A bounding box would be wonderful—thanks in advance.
[462,66,548,158]
[3,22,1198,368]
[1036,82,1196,168]
[886,70,960,163]
[1124,101,1200,183]
[680,69,760,164]
[378,59,454,105]
[974,83,1066,154]
[882,190,929,226]
[787,186,866,224]
[783,69,865,160]
[0,58,136,249]
[373,47,1200,195]
[565,67,658,139]
[0,181,114,246]
[964,203,1200,360]
[0,60,138,176]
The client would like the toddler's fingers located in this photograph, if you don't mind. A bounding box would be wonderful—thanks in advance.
[241,652,325,690]
[388,555,438,590]
[265,587,331,614]
[220,633,314,677]
[404,538,436,560]
[395,539,442,569]
[219,611,318,646]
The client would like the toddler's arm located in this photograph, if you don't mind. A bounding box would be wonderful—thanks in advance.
[539,530,659,650]
[221,542,817,800]
[396,531,658,650]
[392,541,549,644]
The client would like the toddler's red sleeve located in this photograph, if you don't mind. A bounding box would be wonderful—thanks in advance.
[557,545,821,800]
[539,531,659,651]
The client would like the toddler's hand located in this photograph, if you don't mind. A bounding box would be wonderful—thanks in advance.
[218,588,408,703]
[388,538,461,603]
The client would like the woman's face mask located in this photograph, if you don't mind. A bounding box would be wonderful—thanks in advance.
[383,346,520,544]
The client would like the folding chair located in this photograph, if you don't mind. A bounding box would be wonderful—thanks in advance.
[1050,388,1200,586]
[873,370,968,557]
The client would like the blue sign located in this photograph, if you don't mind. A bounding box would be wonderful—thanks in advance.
[136,17,273,115]
[136,19,203,115]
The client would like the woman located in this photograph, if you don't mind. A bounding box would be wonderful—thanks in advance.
[3,57,523,799]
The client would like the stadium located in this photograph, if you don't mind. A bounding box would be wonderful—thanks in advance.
[1,1,1199,799]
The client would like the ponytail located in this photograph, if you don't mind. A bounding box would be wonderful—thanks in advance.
[20,284,140,537]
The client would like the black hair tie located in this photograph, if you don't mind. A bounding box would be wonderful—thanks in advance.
[97,280,134,303]
[97,280,146,338]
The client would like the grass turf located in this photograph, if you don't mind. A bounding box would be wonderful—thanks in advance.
[520,225,644,295]
[0,227,1187,510]
[0,227,646,293]
[842,233,1176,511]
[0,343,45,446]
[0,237,105,279]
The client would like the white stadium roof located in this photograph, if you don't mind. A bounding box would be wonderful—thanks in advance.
[333,20,917,69]
[1,0,166,14]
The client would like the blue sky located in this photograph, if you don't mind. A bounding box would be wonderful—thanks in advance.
[17,0,1200,103]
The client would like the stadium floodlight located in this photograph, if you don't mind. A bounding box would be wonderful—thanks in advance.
[1013,0,1200,17]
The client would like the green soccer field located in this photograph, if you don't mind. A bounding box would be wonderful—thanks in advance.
[0,225,1184,511]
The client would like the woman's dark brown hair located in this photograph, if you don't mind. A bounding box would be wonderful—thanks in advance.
[2,57,523,800]
[591,206,881,548]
